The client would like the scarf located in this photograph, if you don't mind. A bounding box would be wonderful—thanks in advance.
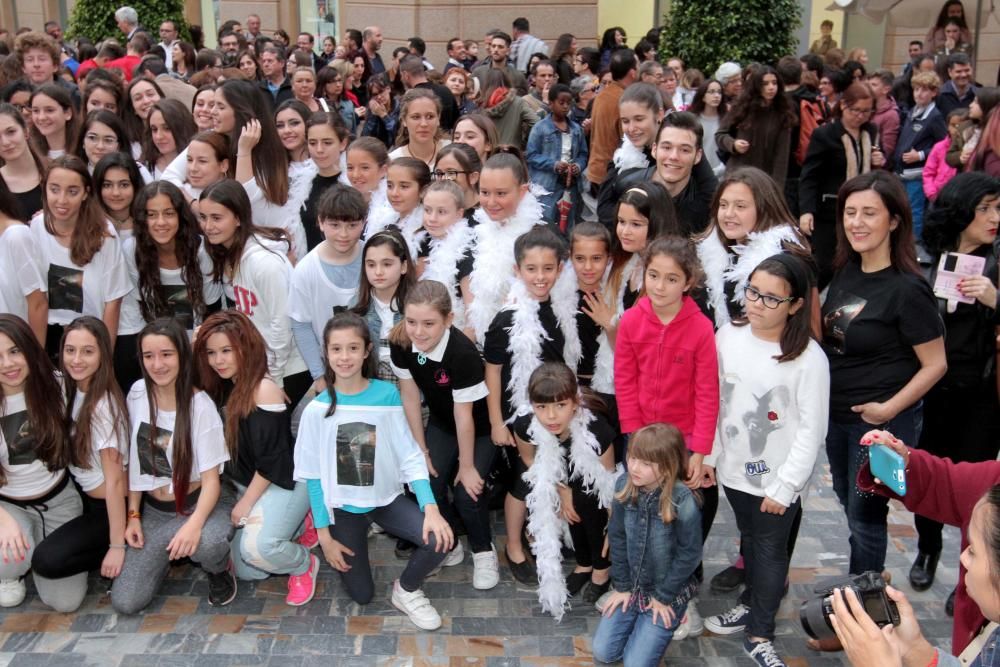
[611,136,650,173]
[503,262,582,419]
[841,129,873,181]
[523,406,619,620]
[591,254,642,394]
[422,220,475,328]
[698,225,802,329]
[467,192,545,345]
[487,86,510,109]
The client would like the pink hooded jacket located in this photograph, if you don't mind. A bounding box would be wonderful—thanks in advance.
[923,136,955,202]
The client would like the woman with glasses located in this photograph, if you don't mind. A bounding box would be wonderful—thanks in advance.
[318,63,358,135]
[798,82,886,289]
[75,112,130,174]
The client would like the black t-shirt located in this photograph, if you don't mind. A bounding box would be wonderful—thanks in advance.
[932,246,999,387]
[12,185,42,222]
[302,173,343,252]
[576,290,601,378]
[227,406,296,489]
[511,410,615,491]
[483,300,566,420]
[821,260,944,421]
[389,327,491,436]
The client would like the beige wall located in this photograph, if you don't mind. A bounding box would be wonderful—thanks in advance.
[339,0,599,67]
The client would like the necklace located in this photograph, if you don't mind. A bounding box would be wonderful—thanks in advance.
[416,352,428,366]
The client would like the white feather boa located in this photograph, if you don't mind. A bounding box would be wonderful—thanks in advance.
[697,225,803,329]
[422,220,475,328]
[503,263,581,419]
[612,136,650,173]
[591,254,642,394]
[467,192,545,345]
[277,160,318,263]
[364,178,396,239]
[395,207,426,259]
[523,406,619,620]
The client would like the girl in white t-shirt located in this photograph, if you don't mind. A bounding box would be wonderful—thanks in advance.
[117,181,222,390]
[31,317,129,585]
[0,314,86,612]
[111,317,235,615]
[293,311,453,630]
[30,155,130,361]
[702,254,830,663]
[351,229,416,385]
[198,180,311,408]
[93,152,144,241]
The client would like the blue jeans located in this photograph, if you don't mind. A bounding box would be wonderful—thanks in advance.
[905,179,926,239]
[826,404,921,574]
[230,481,312,580]
[591,597,686,667]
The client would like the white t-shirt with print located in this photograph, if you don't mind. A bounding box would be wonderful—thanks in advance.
[0,391,64,499]
[0,223,46,321]
[68,391,128,492]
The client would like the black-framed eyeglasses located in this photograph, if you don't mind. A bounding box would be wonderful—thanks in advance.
[432,169,467,180]
[744,285,794,309]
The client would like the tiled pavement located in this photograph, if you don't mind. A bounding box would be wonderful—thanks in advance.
[0,451,961,666]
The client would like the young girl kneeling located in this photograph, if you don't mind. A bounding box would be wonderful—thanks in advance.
[592,424,702,667]
[294,312,453,630]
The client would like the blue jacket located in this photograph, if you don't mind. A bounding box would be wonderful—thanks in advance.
[608,475,702,605]
[525,115,588,223]
[894,103,947,177]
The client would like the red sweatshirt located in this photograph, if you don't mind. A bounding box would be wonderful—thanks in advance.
[857,449,1000,655]
[614,295,719,454]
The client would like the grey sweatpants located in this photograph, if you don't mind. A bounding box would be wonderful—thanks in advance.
[110,498,235,615]
[0,480,87,612]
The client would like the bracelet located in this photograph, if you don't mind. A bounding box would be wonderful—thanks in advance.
[127,509,141,520]
[237,153,250,158]
[926,652,939,667]
[109,544,127,549]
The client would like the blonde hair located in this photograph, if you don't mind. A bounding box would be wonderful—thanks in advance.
[616,423,689,523]
[388,279,453,348]
[911,70,941,91]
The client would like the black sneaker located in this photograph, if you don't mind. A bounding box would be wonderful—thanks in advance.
[710,564,745,593]
[743,636,787,667]
[582,580,611,604]
[395,539,417,560]
[704,603,750,635]
[504,547,536,585]
[207,564,237,607]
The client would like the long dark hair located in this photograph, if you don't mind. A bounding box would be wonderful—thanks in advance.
[688,78,729,117]
[723,65,796,131]
[932,0,968,31]
[42,155,110,266]
[0,315,68,485]
[122,78,164,144]
[923,172,1000,254]
[608,182,679,302]
[321,312,379,418]
[217,79,290,205]
[140,98,196,170]
[137,317,195,513]
[199,179,289,282]
[0,103,46,184]
[736,254,814,362]
[834,171,921,276]
[60,317,128,469]
[29,84,80,156]
[352,228,415,318]
[133,181,208,323]
[93,151,144,219]
[193,310,270,461]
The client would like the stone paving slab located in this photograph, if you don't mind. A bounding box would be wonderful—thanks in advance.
[0,453,963,665]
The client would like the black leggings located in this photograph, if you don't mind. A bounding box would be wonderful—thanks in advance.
[568,483,610,569]
[32,493,112,579]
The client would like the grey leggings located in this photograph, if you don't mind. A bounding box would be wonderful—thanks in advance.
[110,494,235,615]
[0,479,87,612]
[331,494,447,604]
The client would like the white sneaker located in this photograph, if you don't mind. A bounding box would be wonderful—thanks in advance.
[428,541,465,577]
[367,522,385,537]
[0,578,25,607]
[471,546,500,590]
[674,598,704,640]
[391,579,442,631]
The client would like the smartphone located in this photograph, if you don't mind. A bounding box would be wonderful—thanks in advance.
[870,444,906,496]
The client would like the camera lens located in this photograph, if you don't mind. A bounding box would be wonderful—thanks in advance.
[799,595,837,641]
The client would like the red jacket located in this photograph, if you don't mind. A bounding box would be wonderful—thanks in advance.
[858,449,1000,654]
[872,95,901,168]
[614,295,719,454]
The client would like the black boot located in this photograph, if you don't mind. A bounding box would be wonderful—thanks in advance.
[946,587,956,617]
[908,550,940,591]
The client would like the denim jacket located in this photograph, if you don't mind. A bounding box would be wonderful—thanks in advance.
[940,625,1000,667]
[608,475,702,606]
[525,115,588,224]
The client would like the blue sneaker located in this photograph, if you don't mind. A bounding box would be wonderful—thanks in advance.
[744,636,787,667]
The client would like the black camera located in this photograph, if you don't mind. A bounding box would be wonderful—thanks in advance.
[800,571,899,641]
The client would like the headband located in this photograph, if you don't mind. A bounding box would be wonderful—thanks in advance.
[759,252,810,298]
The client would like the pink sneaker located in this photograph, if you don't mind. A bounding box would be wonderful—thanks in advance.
[297,511,319,549]
[286,554,320,606]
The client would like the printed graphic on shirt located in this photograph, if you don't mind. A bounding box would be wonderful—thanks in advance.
[47,264,84,312]
[745,460,771,476]
[0,411,37,465]
[336,421,376,486]
[159,285,193,330]
[137,422,173,477]
[822,290,868,355]
[719,371,791,485]
[434,368,451,388]
[232,285,258,317]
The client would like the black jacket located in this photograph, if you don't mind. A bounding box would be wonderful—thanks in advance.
[623,158,718,237]
[259,78,294,110]
[798,119,879,220]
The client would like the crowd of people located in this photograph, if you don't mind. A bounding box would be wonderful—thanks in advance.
[0,3,997,667]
